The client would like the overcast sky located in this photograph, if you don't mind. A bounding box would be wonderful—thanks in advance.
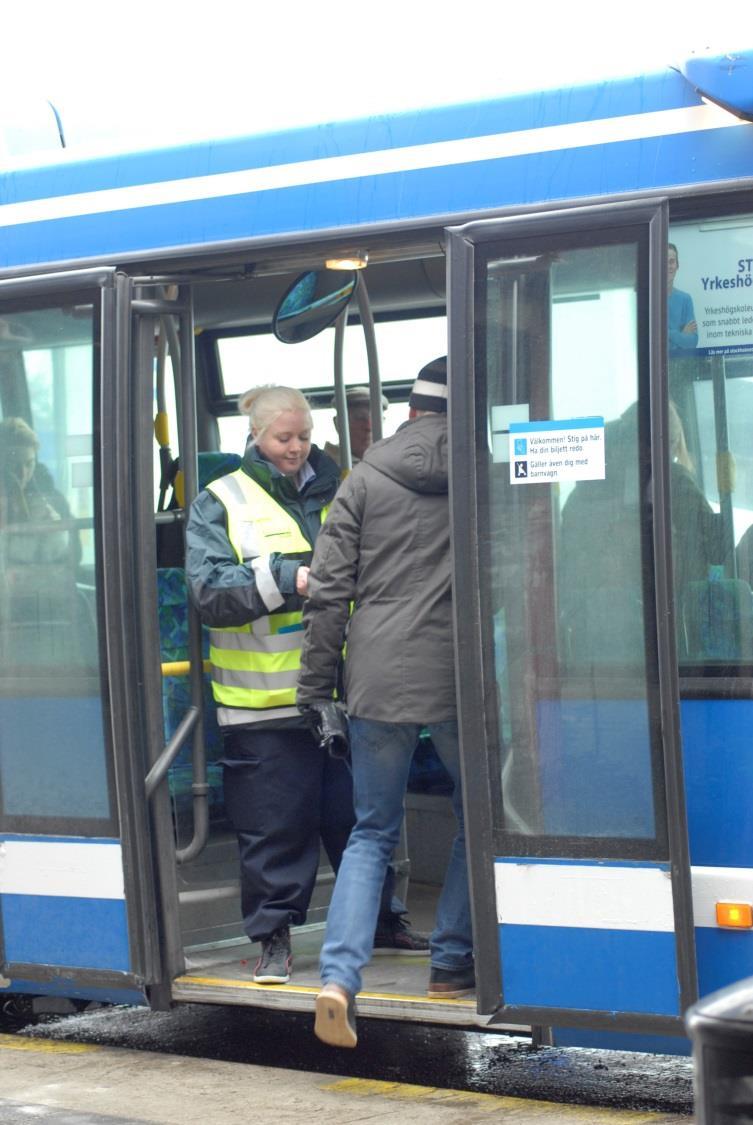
[2,0,749,158]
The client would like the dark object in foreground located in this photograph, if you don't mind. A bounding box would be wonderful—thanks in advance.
[686,975,753,1123]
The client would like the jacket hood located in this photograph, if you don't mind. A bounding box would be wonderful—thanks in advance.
[362,413,448,494]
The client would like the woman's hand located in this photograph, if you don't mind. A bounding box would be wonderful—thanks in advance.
[296,566,310,596]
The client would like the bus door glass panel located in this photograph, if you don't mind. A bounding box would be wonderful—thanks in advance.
[472,222,688,1021]
[666,216,753,668]
[0,294,124,978]
[484,237,663,845]
[667,216,753,998]
[0,303,112,834]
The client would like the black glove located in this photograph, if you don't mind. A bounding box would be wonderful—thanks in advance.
[299,700,349,759]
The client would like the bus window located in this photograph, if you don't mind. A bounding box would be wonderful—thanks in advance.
[0,304,111,831]
[214,313,446,451]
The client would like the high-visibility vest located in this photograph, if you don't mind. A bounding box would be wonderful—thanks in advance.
[206,469,326,727]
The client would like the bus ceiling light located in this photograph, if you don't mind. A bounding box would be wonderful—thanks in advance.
[716,901,753,929]
[325,251,368,270]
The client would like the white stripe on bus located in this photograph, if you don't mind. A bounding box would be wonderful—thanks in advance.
[0,839,124,900]
[0,104,738,228]
[495,860,675,932]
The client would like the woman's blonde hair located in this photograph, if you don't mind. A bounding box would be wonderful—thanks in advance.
[238,385,312,443]
[0,417,39,464]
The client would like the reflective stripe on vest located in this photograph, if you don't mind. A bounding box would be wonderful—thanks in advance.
[206,469,325,721]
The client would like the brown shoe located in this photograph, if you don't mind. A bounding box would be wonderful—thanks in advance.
[427,966,476,999]
[314,983,357,1048]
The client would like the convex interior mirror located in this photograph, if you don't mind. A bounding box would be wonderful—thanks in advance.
[273,269,357,343]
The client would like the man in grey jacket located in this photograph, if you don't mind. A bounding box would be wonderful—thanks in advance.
[297,356,473,1049]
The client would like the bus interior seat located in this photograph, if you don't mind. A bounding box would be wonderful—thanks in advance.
[156,450,242,569]
[680,576,753,661]
[157,450,241,815]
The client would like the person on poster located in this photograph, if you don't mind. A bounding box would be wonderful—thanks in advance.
[668,242,698,354]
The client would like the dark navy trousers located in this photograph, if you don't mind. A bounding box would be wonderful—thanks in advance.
[222,725,398,942]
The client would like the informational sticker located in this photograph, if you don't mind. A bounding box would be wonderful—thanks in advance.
[509,417,605,484]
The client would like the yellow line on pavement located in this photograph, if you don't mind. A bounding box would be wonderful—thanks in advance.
[321,1077,682,1120]
[0,1033,99,1054]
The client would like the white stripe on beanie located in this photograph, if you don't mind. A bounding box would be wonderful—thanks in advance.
[411,378,448,399]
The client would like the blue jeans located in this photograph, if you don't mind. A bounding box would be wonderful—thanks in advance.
[320,718,473,996]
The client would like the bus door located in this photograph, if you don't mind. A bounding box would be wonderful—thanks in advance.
[447,200,698,1035]
[128,279,236,975]
[0,269,164,1009]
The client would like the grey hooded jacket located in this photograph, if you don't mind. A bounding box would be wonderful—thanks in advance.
[297,412,456,722]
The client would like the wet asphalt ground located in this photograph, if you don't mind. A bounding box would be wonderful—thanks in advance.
[3,1001,694,1117]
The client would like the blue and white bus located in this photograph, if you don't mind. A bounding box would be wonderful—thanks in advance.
[1,48,753,1053]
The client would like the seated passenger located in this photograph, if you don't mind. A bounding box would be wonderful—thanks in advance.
[558,401,724,665]
[0,417,82,667]
[668,400,724,594]
[323,385,388,469]
[559,407,644,665]
[0,417,78,566]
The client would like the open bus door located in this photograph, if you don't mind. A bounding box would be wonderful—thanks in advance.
[137,267,418,1008]
[447,200,698,1040]
[0,269,170,1011]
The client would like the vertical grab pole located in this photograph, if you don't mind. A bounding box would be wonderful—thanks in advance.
[175,284,208,864]
[355,274,383,442]
[333,308,351,470]
[711,356,736,576]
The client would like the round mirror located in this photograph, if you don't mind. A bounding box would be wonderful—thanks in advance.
[273,269,357,344]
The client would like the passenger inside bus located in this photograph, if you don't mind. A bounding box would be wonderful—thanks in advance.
[0,417,79,567]
[323,385,388,469]
[0,416,83,668]
[558,400,727,665]
[669,401,724,591]
[185,384,426,986]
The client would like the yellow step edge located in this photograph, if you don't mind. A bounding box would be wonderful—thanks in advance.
[173,974,475,1005]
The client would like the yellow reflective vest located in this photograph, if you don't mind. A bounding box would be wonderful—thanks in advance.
[205,469,326,726]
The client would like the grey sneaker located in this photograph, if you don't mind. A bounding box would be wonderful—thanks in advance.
[253,926,291,984]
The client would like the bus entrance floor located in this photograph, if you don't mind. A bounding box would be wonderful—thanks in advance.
[0,1032,692,1124]
[174,880,484,1027]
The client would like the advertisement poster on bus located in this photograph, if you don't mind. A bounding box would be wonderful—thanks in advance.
[670,220,753,358]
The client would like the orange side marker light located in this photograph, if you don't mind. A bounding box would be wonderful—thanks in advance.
[716,902,753,929]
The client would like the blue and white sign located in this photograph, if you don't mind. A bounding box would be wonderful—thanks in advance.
[671,221,753,358]
[509,417,605,484]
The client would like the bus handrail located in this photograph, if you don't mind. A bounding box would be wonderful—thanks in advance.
[145,704,200,799]
[161,659,211,677]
